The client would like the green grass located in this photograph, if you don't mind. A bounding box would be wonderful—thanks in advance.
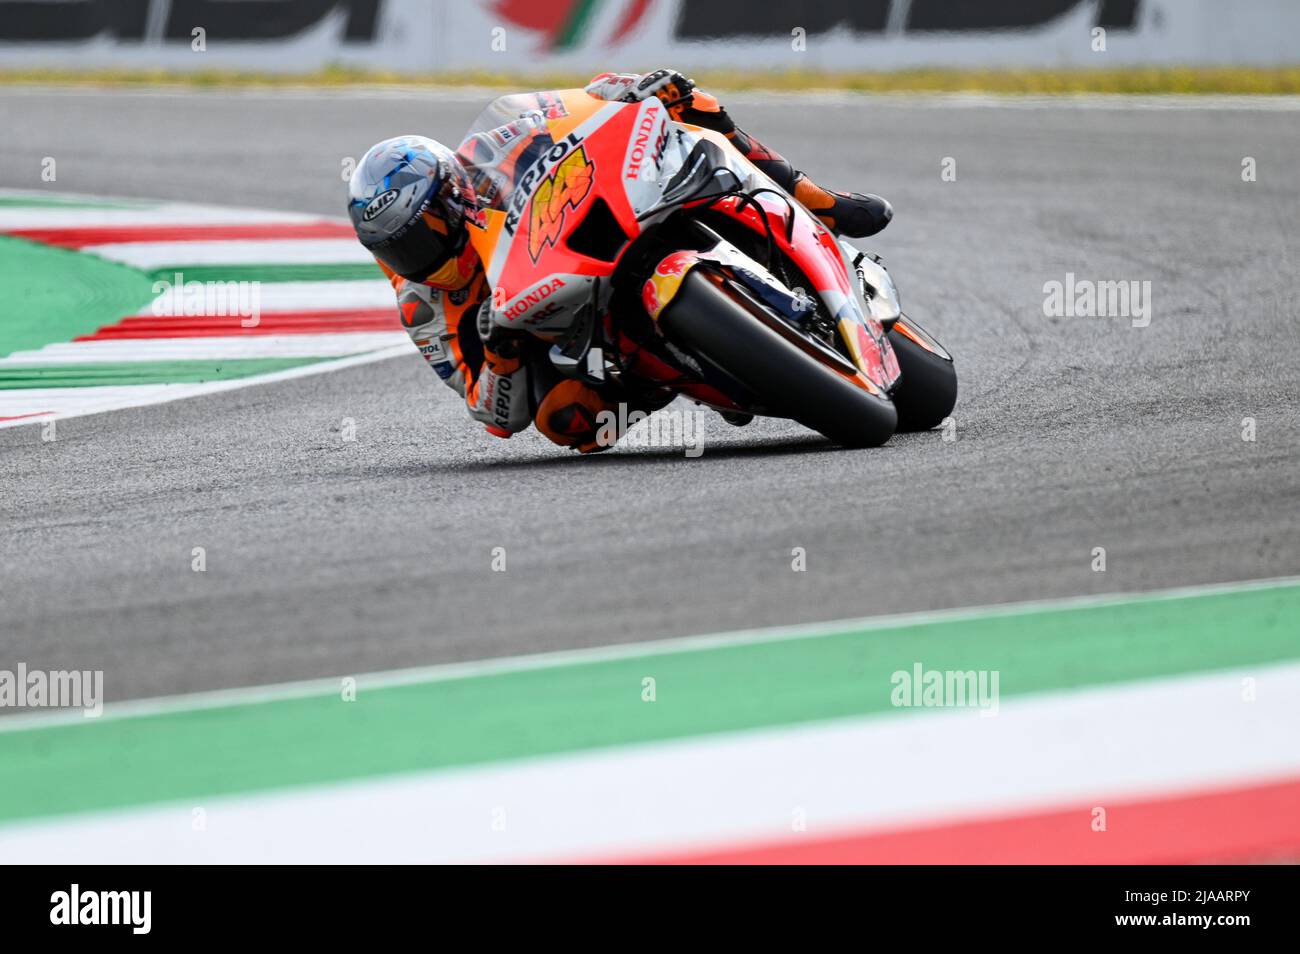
[4,65,1300,95]
[0,234,158,358]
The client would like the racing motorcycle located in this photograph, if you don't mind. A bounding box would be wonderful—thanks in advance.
[459,89,957,448]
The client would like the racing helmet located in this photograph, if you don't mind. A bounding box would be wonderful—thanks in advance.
[348,136,479,287]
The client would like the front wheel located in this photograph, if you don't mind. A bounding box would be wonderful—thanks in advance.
[658,269,897,448]
[887,320,958,432]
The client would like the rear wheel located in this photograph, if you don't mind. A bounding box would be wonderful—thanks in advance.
[658,270,897,447]
[887,321,958,432]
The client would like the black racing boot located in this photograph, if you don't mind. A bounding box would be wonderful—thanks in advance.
[705,121,892,239]
[792,172,893,238]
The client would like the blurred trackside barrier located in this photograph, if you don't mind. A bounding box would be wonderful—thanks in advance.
[1,0,1299,75]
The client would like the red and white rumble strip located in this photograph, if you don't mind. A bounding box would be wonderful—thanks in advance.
[0,191,405,427]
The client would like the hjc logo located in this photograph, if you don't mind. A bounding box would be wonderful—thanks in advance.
[362,189,398,221]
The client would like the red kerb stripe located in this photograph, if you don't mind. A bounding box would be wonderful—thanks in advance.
[78,309,398,339]
[597,776,1300,865]
[7,222,354,248]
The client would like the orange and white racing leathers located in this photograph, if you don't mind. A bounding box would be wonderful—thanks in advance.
[380,264,529,438]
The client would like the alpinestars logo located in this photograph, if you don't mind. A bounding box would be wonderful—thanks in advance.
[527,147,595,262]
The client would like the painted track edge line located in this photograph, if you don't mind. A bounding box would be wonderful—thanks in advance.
[1,573,1296,733]
[0,344,412,430]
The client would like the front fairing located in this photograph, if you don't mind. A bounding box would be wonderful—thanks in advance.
[457,89,636,335]
[456,90,754,298]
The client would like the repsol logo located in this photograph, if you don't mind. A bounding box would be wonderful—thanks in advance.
[415,338,447,362]
[3,0,383,42]
[503,133,582,235]
[504,278,566,321]
[493,375,514,425]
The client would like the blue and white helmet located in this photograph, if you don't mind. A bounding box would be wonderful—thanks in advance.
[347,136,477,282]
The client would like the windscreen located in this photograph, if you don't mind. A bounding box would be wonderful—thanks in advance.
[457,91,587,214]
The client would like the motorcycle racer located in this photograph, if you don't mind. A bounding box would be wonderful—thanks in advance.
[347,70,893,453]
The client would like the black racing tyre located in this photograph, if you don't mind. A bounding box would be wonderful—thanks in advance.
[658,269,897,448]
[886,324,958,432]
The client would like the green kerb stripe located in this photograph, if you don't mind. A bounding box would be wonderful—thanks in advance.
[0,357,324,389]
[147,263,381,284]
[0,196,151,209]
[1,583,1297,825]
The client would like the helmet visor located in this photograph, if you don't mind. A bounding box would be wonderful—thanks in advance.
[366,210,461,282]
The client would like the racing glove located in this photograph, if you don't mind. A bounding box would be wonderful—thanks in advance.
[477,298,521,364]
[586,69,741,138]
[585,69,696,108]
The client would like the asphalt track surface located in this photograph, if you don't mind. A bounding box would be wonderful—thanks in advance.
[1,88,1297,704]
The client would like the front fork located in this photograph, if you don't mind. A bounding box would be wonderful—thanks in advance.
[838,237,953,362]
[836,238,900,331]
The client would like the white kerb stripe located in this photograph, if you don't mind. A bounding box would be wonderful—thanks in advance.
[0,661,1295,863]
[0,333,409,364]
[130,280,395,315]
[0,204,323,230]
[85,239,372,268]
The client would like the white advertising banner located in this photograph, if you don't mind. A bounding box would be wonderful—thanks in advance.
[1,0,1297,73]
